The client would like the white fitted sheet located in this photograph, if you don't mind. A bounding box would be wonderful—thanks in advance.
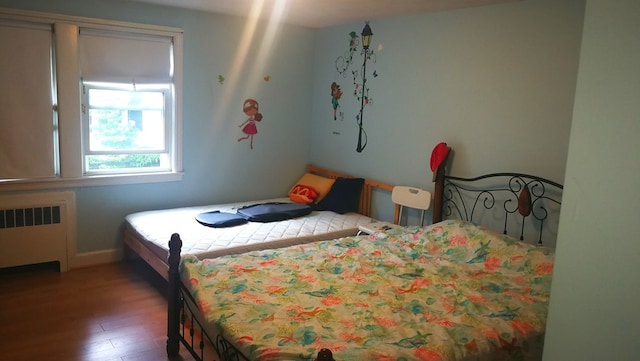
[124,198,376,260]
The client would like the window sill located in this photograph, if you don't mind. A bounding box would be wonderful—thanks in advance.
[0,172,183,192]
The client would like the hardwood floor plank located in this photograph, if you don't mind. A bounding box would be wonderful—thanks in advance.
[0,260,206,361]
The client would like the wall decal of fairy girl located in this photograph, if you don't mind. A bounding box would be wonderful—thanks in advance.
[237,98,263,150]
[330,82,343,121]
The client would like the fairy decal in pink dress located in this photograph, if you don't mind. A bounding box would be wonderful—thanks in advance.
[238,98,263,149]
[330,82,343,121]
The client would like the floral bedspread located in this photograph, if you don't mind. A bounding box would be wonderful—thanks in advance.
[180,219,554,361]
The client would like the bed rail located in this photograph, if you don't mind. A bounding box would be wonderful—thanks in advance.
[432,152,563,246]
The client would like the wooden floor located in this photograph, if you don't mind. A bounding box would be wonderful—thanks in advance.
[0,260,209,361]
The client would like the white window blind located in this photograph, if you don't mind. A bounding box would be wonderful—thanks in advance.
[79,28,173,84]
[0,20,56,179]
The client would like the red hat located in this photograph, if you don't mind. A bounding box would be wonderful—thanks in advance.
[430,142,450,172]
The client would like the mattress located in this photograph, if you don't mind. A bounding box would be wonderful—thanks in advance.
[124,197,375,260]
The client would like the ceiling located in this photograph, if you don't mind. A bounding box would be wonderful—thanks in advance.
[116,0,522,28]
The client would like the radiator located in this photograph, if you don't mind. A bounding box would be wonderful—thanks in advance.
[0,191,75,272]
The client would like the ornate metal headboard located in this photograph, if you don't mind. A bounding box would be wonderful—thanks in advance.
[432,150,564,246]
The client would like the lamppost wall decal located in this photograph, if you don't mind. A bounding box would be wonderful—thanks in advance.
[356,22,373,153]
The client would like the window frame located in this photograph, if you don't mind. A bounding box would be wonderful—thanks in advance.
[0,8,183,191]
[81,81,173,175]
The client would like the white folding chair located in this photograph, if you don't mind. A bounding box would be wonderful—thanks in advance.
[392,186,432,226]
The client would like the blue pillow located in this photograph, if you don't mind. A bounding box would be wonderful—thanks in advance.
[196,211,247,228]
[316,177,364,214]
[237,202,312,222]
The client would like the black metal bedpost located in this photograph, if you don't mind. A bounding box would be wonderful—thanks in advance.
[315,348,335,361]
[167,233,183,357]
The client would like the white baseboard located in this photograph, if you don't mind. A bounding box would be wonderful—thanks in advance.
[71,248,122,269]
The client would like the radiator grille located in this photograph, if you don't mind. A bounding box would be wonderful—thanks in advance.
[0,191,74,272]
[0,206,61,229]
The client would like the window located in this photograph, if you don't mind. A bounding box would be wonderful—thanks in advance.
[78,26,179,177]
[83,82,172,174]
[0,9,183,190]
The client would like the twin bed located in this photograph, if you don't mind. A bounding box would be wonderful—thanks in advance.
[123,149,564,361]
[123,165,394,280]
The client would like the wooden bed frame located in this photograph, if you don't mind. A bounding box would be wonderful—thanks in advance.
[165,153,564,361]
[122,164,395,280]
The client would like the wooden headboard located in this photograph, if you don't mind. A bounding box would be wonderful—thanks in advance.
[306,165,394,218]
[431,151,564,246]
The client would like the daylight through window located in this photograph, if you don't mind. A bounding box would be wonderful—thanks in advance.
[83,83,171,173]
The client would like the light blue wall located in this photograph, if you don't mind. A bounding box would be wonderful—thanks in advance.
[543,0,640,359]
[0,0,315,252]
[310,0,584,190]
[0,0,585,253]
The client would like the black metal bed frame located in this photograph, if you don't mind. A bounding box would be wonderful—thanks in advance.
[432,148,564,246]
[441,173,562,245]
[167,233,334,361]
[176,284,250,361]
[167,233,252,361]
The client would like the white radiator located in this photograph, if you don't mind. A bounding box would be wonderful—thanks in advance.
[0,191,76,272]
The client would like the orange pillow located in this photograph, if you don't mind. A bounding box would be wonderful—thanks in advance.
[288,173,335,203]
[289,184,318,204]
